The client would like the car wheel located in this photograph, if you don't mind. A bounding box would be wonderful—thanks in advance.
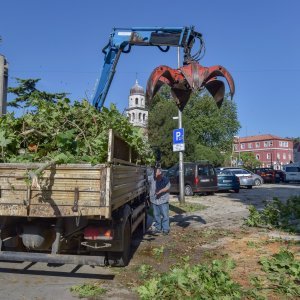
[234,189,240,193]
[247,185,253,189]
[184,185,194,196]
[254,179,262,186]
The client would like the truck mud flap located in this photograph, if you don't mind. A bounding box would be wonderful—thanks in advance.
[0,251,106,266]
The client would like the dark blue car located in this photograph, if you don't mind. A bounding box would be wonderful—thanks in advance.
[216,169,240,193]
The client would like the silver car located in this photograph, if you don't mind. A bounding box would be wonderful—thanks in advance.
[248,171,264,186]
[219,168,254,189]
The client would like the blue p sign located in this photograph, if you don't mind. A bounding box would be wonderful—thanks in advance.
[173,128,184,144]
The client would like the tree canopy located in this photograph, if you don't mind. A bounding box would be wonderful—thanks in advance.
[148,86,240,168]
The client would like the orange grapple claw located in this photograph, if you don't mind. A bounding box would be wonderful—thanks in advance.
[146,62,235,111]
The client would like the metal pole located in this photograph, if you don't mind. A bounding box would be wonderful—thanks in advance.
[238,137,241,166]
[178,48,185,204]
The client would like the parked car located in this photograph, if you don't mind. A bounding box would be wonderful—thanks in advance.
[216,169,240,193]
[274,170,286,182]
[166,162,218,196]
[283,163,300,183]
[217,167,254,189]
[248,171,264,186]
[252,168,279,183]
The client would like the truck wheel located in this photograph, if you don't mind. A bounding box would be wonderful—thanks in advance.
[234,189,240,193]
[108,220,131,267]
[184,185,194,196]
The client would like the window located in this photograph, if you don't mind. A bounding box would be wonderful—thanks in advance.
[248,143,252,148]
[279,141,288,147]
[143,114,146,121]
[269,141,273,146]
[277,153,280,159]
[256,142,260,148]
[198,166,209,176]
[256,154,260,160]
[267,153,271,159]
[264,141,268,147]
[286,167,300,172]
[135,98,138,105]
[234,144,238,151]
[132,113,135,120]
[185,166,194,176]
[241,143,245,149]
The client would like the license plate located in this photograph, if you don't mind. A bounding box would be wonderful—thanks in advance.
[223,180,232,183]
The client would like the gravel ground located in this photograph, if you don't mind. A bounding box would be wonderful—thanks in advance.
[0,183,298,300]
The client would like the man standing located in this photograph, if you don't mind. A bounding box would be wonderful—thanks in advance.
[150,168,171,235]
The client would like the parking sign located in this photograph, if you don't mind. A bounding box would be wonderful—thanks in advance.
[173,128,185,152]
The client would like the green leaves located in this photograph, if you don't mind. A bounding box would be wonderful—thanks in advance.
[136,259,242,300]
[0,129,12,148]
[259,249,300,296]
[2,79,153,164]
[244,196,300,232]
[148,88,240,168]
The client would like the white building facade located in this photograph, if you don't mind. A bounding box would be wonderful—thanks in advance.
[126,80,148,129]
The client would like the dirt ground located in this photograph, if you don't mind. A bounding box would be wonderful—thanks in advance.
[0,183,299,300]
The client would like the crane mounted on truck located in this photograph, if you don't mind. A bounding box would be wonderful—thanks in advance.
[0,26,235,267]
[92,26,235,111]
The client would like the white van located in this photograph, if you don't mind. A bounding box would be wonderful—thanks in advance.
[283,162,300,182]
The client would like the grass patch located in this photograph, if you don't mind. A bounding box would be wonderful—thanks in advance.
[152,246,165,259]
[169,201,207,215]
[70,283,106,298]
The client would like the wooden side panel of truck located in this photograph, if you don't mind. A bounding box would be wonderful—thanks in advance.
[0,130,148,266]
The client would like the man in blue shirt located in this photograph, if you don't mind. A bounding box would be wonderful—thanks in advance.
[149,168,171,235]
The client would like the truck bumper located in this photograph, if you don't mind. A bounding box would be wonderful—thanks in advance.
[0,251,106,266]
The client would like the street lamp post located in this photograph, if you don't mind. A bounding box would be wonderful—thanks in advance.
[234,136,240,167]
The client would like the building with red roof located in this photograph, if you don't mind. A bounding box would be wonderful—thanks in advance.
[233,134,294,169]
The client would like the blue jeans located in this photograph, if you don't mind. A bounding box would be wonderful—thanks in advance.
[152,202,170,233]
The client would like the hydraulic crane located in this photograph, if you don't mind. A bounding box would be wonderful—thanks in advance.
[92,26,235,111]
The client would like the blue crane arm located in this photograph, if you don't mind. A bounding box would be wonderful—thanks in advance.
[92,26,204,110]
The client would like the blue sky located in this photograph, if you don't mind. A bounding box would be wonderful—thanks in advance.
[1,0,300,138]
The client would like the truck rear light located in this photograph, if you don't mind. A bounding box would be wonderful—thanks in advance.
[84,227,113,240]
[194,177,199,185]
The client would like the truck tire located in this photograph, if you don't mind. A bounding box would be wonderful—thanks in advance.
[108,220,131,267]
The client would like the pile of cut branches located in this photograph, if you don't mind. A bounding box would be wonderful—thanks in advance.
[0,98,151,165]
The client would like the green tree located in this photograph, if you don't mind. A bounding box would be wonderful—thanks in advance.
[148,88,240,168]
[7,78,67,108]
[239,152,260,169]
[148,91,178,167]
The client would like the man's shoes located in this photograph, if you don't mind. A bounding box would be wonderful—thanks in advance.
[147,226,161,235]
[162,231,169,236]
